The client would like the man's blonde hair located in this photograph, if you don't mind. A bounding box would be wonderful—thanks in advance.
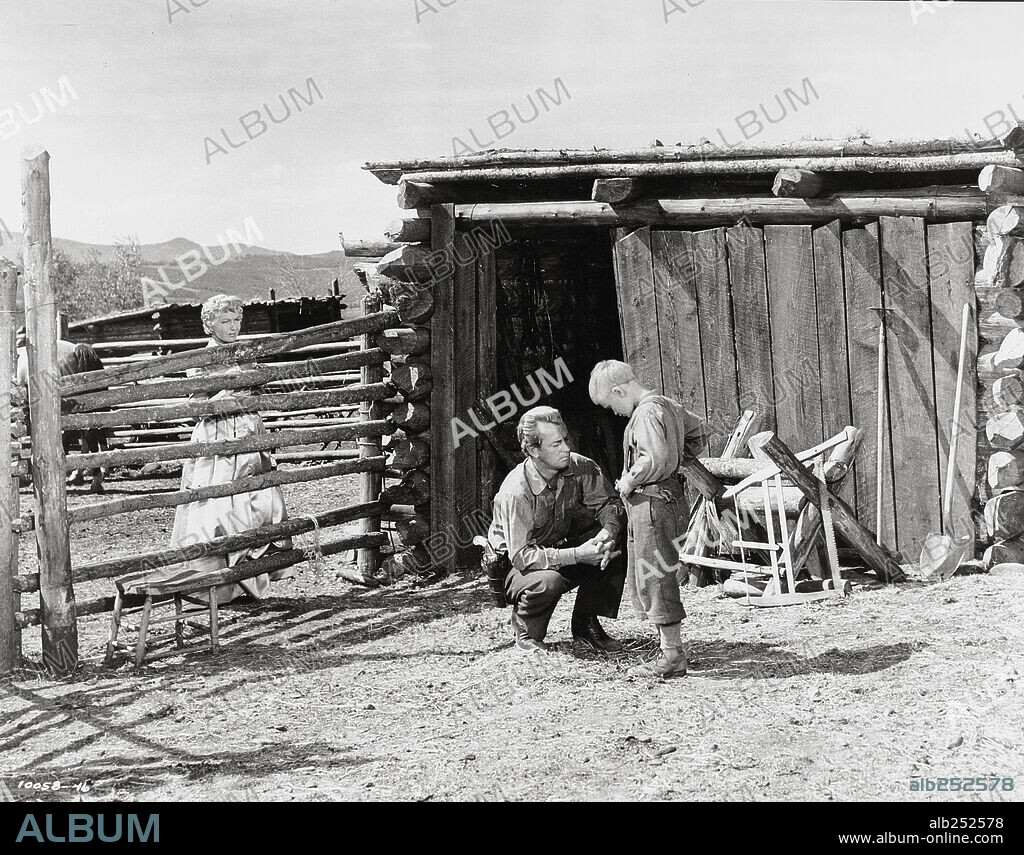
[589,359,635,402]
[517,406,566,456]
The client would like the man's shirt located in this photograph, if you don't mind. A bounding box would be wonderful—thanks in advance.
[622,393,710,489]
[488,452,624,572]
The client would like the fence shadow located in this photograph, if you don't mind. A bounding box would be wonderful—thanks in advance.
[0,576,502,783]
[688,639,920,680]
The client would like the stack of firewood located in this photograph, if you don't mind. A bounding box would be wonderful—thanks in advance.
[983,325,1024,565]
[354,249,434,580]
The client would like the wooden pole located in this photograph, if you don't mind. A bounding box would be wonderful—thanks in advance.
[978,165,1024,195]
[680,411,761,587]
[771,168,824,198]
[430,204,456,575]
[592,178,648,204]
[364,137,1013,181]
[61,310,400,396]
[988,204,1024,237]
[385,218,433,243]
[751,432,906,582]
[77,500,386,582]
[358,290,385,579]
[21,146,77,675]
[68,421,391,471]
[340,234,406,258]
[65,349,386,412]
[62,457,386,525]
[375,328,430,357]
[452,194,990,228]
[0,260,21,673]
[1000,123,1024,153]
[403,152,1018,184]
[62,383,395,431]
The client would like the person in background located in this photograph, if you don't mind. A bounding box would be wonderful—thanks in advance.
[487,405,626,653]
[16,315,109,493]
[145,294,293,603]
[589,360,710,679]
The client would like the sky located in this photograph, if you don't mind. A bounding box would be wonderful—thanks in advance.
[0,0,1020,254]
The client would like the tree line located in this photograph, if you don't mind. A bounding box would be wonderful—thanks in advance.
[52,237,145,322]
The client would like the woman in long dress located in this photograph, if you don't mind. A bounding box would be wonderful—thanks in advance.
[159,294,293,604]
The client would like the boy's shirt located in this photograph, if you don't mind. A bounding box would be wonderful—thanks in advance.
[621,393,710,493]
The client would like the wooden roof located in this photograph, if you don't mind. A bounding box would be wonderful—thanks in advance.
[365,136,1020,185]
[68,295,344,331]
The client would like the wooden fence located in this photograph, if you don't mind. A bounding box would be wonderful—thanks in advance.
[0,147,433,677]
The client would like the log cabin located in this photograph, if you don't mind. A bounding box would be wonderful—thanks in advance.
[351,133,1024,576]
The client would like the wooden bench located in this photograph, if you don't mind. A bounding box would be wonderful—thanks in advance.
[105,570,223,667]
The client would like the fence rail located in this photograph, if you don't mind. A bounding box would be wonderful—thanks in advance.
[3,149,437,678]
[2,174,406,675]
[61,310,399,396]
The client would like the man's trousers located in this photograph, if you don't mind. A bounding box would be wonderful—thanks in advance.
[504,534,626,642]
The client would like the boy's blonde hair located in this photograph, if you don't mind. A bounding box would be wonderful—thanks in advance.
[589,359,635,402]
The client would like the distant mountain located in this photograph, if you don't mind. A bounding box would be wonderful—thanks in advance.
[0,229,365,305]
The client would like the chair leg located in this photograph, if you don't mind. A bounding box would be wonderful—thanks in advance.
[174,595,184,648]
[104,589,124,666]
[208,588,220,654]
[134,597,153,668]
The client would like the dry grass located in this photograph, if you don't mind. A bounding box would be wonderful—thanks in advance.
[1,474,1022,802]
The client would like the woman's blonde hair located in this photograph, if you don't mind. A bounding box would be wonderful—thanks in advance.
[201,294,244,334]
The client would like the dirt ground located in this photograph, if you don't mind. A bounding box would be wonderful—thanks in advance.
[1,471,1022,803]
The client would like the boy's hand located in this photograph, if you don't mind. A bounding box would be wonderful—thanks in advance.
[614,477,634,500]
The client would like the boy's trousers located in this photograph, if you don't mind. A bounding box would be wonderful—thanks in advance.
[625,482,688,625]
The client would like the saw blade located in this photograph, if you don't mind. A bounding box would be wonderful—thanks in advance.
[816,461,841,585]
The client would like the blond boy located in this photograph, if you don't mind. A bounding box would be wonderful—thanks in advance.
[589,360,709,678]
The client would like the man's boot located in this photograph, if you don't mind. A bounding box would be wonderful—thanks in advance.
[571,614,623,653]
[510,607,548,652]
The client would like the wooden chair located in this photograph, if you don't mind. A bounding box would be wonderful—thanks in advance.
[680,427,861,607]
[105,572,222,667]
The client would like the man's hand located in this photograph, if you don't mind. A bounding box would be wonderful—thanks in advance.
[581,530,620,568]
[614,476,634,500]
[575,538,621,566]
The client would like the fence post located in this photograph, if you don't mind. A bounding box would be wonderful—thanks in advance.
[0,260,20,674]
[21,146,77,676]
[358,288,384,578]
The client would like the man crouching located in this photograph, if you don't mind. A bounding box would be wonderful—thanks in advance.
[486,406,627,653]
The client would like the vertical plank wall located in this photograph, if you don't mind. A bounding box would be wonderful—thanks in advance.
[879,217,942,557]
[842,223,897,548]
[476,242,499,533]
[814,221,855,508]
[727,225,775,435]
[651,230,705,419]
[453,232,479,566]
[765,225,823,452]
[927,222,977,540]
[430,205,456,572]
[691,229,738,455]
[610,218,979,557]
[613,227,663,389]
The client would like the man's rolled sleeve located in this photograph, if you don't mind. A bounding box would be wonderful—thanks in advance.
[493,492,562,572]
